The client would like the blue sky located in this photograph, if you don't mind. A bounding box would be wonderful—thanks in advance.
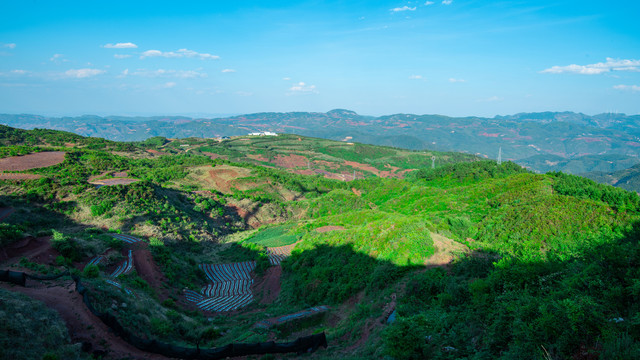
[1,0,639,117]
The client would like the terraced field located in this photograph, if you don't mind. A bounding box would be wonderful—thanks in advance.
[266,243,297,265]
[110,234,142,244]
[184,261,256,312]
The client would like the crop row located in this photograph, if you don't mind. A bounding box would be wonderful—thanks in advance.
[110,250,133,278]
[105,279,134,296]
[196,293,254,312]
[111,233,141,244]
[202,279,253,297]
[86,256,103,267]
[266,245,295,266]
[200,261,255,283]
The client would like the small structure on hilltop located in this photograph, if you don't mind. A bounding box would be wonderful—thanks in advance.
[248,131,278,136]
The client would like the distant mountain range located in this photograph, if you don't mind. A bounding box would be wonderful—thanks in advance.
[3,110,640,187]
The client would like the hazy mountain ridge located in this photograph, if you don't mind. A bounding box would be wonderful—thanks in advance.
[3,110,640,176]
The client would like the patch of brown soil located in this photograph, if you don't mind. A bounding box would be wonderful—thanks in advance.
[87,171,110,182]
[253,265,282,304]
[113,171,128,177]
[315,225,345,233]
[313,160,341,170]
[246,154,269,162]
[292,169,316,176]
[0,207,14,221]
[146,149,165,156]
[0,236,54,264]
[0,173,42,180]
[273,154,308,168]
[0,151,66,171]
[426,232,468,266]
[0,280,166,359]
[351,188,362,196]
[90,178,140,186]
[202,152,228,160]
[133,246,170,302]
[344,160,380,176]
[208,166,241,193]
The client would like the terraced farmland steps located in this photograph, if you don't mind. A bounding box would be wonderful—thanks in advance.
[184,261,256,312]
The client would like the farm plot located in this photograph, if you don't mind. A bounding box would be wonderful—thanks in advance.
[254,305,330,329]
[111,233,142,244]
[266,244,297,266]
[0,151,66,171]
[110,250,134,278]
[184,261,256,312]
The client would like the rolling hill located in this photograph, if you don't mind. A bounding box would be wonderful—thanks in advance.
[1,126,640,359]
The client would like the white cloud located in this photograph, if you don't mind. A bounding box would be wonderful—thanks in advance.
[613,84,640,92]
[283,77,291,80]
[162,82,176,88]
[449,78,465,82]
[288,82,318,94]
[480,96,503,102]
[391,6,416,12]
[221,69,236,73]
[442,0,453,4]
[11,69,28,75]
[103,42,138,49]
[121,69,129,76]
[114,54,132,59]
[65,68,106,78]
[140,48,220,60]
[409,74,423,79]
[541,58,640,75]
[2,43,16,49]
[50,54,66,62]
[425,1,435,5]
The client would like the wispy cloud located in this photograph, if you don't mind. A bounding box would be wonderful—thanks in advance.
[131,69,207,78]
[162,82,176,88]
[613,84,640,92]
[65,68,106,78]
[449,78,465,83]
[541,58,640,75]
[425,1,435,5]
[442,0,453,4]
[103,42,138,49]
[114,54,132,59]
[221,69,236,73]
[140,48,220,60]
[2,43,16,49]
[283,77,291,81]
[409,74,423,80]
[288,82,318,94]
[391,6,416,12]
[50,54,67,62]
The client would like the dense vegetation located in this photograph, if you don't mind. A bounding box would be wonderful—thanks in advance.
[1,126,640,359]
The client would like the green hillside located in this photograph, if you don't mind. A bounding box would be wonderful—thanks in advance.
[1,126,639,359]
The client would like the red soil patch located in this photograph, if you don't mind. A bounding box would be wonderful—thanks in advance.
[344,161,380,176]
[0,207,14,221]
[0,151,65,171]
[133,246,170,302]
[208,167,240,193]
[202,152,228,160]
[145,149,166,156]
[112,171,128,177]
[0,280,166,359]
[0,173,42,180]
[0,236,54,264]
[247,154,270,162]
[315,225,345,233]
[90,178,140,186]
[314,160,341,170]
[351,188,362,197]
[273,154,308,168]
[253,265,282,304]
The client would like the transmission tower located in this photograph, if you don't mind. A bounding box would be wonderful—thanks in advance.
[497,147,502,165]
[431,156,436,169]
